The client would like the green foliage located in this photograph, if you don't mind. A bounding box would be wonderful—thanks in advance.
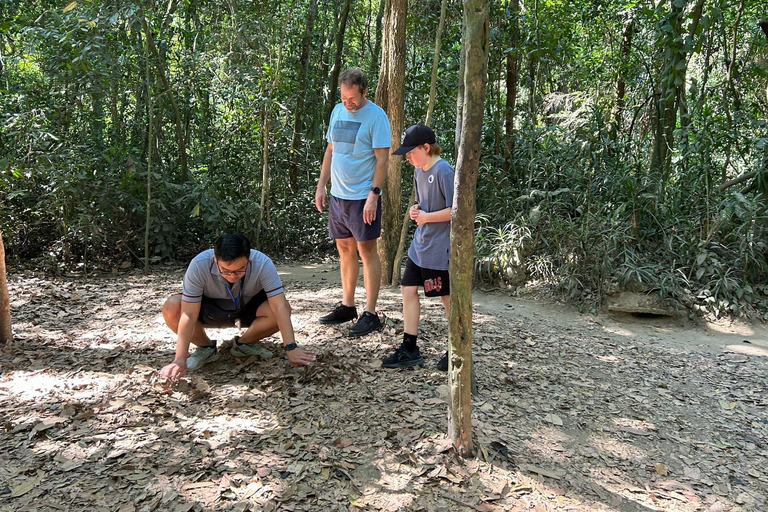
[2,0,768,320]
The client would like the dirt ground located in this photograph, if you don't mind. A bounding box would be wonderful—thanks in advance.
[1,262,767,512]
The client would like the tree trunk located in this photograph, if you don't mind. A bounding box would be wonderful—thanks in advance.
[256,15,288,246]
[375,0,407,287]
[144,32,154,275]
[393,0,448,285]
[448,0,489,457]
[289,0,317,193]
[141,12,188,182]
[325,0,353,125]
[650,0,689,196]
[609,14,634,138]
[0,231,12,346]
[454,17,466,160]
[501,0,521,174]
[371,0,385,80]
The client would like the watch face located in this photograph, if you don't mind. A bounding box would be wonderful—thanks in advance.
[372,187,381,195]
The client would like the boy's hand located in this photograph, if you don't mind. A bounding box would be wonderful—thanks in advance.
[409,204,420,221]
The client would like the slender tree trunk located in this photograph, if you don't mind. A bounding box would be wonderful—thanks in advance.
[371,0,385,80]
[449,0,489,457]
[0,231,11,346]
[501,0,521,173]
[289,0,318,193]
[454,20,466,160]
[256,14,289,246]
[375,0,407,287]
[393,0,448,285]
[141,12,188,182]
[650,0,685,196]
[610,14,634,138]
[144,34,153,275]
[425,0,448,128]
[325,0,353,125]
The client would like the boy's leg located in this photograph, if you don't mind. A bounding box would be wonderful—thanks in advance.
[402,285,420,335]
[162,294,214,347]
[440,294,450,319]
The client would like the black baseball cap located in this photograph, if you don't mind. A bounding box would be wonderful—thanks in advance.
[392,124,436,155]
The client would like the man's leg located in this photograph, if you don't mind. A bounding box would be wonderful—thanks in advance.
[336,237,359,307]
[238,300,279,344]
[162,294,213,347]
[357,238,381,314]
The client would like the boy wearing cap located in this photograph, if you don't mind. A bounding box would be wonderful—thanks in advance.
[382,124,454,370]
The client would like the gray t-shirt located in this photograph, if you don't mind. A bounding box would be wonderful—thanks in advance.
[408,158,454,270]
[181,249,284,311]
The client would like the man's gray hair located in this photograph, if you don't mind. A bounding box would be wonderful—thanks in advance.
[339,68,368,93]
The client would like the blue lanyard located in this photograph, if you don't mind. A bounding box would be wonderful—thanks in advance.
[225,280,242,309]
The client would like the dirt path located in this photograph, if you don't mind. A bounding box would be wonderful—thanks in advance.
[1,263,766,511]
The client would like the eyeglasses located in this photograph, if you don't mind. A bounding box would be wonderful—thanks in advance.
[217,263,247,276]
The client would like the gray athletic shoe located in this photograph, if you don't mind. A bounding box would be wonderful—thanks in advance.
[186,346,219,370]
[230,341,273,360]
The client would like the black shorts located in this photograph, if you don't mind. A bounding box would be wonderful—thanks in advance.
[401,257,450,297]
[198,290,268,327]
[328,195,382,241]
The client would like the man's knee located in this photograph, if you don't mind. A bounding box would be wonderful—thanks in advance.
[337,238,358,257]
[162,295,182,323]
[357,239,378,259]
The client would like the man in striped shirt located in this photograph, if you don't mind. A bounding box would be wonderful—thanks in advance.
[159,234,315,379]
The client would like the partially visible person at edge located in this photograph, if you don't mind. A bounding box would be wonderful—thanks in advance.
[381,124,454,371]
[314,67,391,337]
[159,234,316,379]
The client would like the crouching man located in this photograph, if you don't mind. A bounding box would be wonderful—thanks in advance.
[159,233,315,379]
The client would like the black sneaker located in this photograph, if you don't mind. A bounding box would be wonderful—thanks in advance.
[348,311,381,336]
[318,303,357,324]
[382,345,424,368]
[436,351,449,371]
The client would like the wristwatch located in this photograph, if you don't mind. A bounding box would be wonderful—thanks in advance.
[370,187,382,195]
[284,342,298,351]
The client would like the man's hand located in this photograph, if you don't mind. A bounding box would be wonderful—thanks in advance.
[160,359,187,379]
[315,186,327,212]
[409,203,420,221]
[363,194,378,224]
[286,347,317,367]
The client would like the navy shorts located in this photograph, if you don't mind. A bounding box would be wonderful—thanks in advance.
[328,195,382,241]
[199,290,268,327]
[401,257,450,297]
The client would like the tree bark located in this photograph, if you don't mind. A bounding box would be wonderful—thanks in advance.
[325,0,353,125]
[0,230,12,346]
[289,0,317,193]
[144,31,154,275]
[501,0,521,173]
[375,0,407,287]
[448,0,489,457]
[454,17,465,160]
[141,12,188,182]
[609,13,634,138]
[650,0,685,196]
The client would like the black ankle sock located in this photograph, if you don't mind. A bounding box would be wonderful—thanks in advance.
[403,333,418,351]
